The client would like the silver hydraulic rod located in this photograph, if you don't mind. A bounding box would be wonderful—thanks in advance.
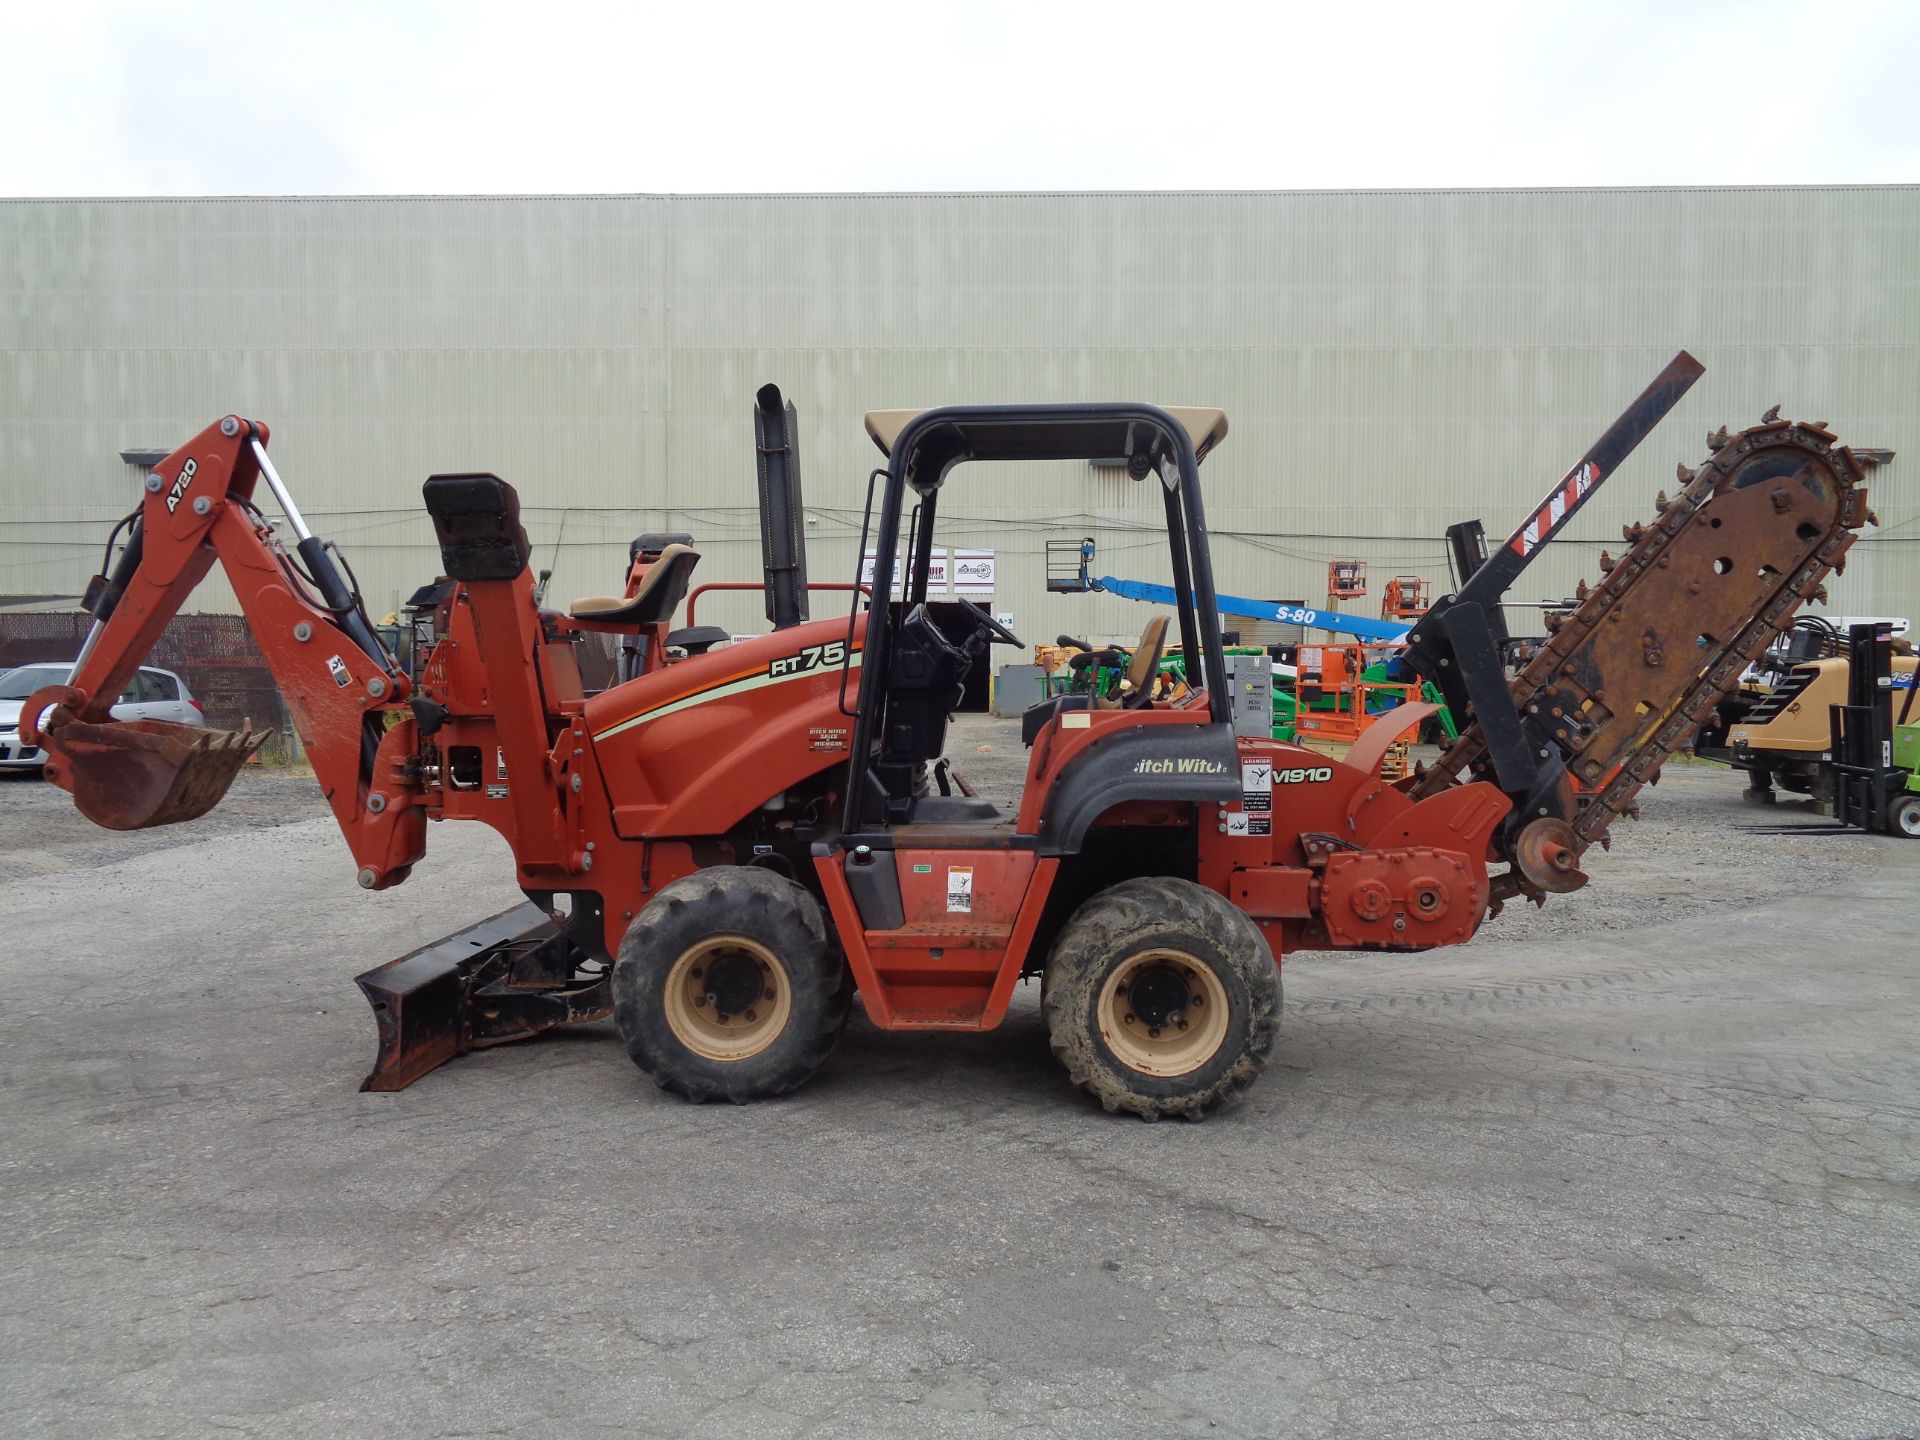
[249,438,316,543]
[70,617,107,675]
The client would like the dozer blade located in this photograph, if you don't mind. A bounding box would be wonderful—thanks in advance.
[355,902,613,1091]
[44,717,269,830]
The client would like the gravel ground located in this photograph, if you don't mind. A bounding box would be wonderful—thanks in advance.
[1,718,1916,1439]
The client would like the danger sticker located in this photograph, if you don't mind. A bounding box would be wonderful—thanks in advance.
[327,655,351,688]
[1241,758,1272,814]
[946,866,974,913]
[1226,811,1271,838]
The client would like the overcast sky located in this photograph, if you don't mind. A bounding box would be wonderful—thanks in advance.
[1,0,1915,195]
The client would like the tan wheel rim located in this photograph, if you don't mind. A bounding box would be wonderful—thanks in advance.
[1096,948,1230,1078]
[663,935,792,1062]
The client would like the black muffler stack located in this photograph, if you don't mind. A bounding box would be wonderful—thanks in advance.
[754,384,810,631]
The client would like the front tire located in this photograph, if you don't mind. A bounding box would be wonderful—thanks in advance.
[613,866,849,1103]
[1043,876,1279,1121]
[1889,793,1920,839]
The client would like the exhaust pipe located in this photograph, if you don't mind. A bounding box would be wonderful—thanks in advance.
[754,383,810,631]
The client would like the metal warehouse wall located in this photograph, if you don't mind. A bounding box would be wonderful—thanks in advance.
[2,187,1915,648]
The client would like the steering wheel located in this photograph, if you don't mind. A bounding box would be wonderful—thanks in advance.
[956,597,1022,648]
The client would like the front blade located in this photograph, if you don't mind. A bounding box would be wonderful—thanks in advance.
[354,903,618,1092]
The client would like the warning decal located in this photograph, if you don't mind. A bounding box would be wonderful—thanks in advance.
[946,866,974,913]
[1236,758,1272,835]
[1241,758,1272,812]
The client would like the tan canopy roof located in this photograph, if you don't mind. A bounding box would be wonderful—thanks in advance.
[863,406,1230,462]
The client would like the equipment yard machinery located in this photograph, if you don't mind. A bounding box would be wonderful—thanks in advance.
[23,357,1882,1117]
[1041,539,1458,750]
[1727,620,1919,835]
[1693,614,1911,790]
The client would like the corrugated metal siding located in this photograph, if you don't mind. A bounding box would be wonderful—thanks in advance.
[1,188,1914,646]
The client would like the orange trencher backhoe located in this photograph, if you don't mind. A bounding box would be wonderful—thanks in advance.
[24,364,1877,1117]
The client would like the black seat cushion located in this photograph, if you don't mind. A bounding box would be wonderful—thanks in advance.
[422,473,530,581]
[668,625,731,654]
[908,794,1002,823]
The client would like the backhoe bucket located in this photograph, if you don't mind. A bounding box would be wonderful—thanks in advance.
[46,718,269,830]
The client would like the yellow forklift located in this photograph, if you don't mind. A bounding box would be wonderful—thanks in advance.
[1728,620,1917,832]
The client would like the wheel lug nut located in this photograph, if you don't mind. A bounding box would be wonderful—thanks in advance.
[764,987,776,1000]
[1190,994,1205,1007]
[1148,1027,1161,1038]
[744,1009,757,1022]
[691,968,704,980]
[1123,1012,1135,1024]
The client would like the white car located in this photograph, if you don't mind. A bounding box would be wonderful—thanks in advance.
[0,662,206,770]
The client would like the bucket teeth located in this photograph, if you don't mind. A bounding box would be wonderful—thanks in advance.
[1707,425,1731,450]
[1762,404,1781,423]
[1597,549,1615,574]
[1676,462,1695,483]
[1621,521,1645,542]
[1574,578,1590,602]
[1653,489,1671,514]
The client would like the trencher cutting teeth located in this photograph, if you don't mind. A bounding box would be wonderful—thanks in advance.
[1412,417,1875,900]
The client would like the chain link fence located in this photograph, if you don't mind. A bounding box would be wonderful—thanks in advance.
[1,610,627,735]
[0,611,285,733]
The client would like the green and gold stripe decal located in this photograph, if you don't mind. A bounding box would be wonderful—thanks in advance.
[593,650,862,743]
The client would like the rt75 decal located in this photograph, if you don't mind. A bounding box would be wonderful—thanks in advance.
[769,641,847,679]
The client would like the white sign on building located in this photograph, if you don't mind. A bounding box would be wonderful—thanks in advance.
[953,549,995,595]
[860,550,903,597]
[925,549,951,594]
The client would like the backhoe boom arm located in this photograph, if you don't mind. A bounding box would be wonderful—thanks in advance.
[23,416,427,884]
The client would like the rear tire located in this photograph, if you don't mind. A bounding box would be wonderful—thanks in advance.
[613,866,850,1103]
[1043,876,1279,1121]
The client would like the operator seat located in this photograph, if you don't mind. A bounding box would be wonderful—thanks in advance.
[1018,615,1172,743]
[568,544,700,632]
[1096,616,1169,710]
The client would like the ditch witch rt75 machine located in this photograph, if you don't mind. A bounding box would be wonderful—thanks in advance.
[24,358,1879,1118]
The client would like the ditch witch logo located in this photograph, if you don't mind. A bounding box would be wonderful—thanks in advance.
[1131,757,1229,775]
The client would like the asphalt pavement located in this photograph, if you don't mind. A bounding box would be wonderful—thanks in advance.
[1,719,1916,1439]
